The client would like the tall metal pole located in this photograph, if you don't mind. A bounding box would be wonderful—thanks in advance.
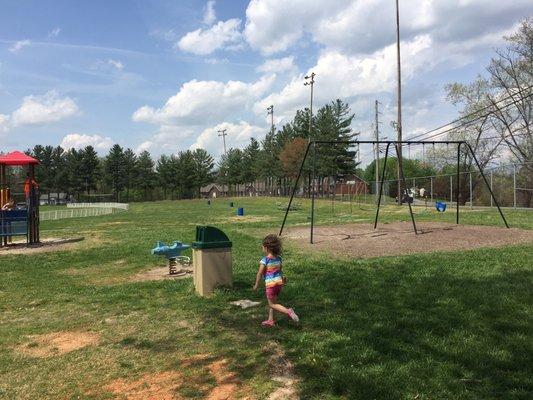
[279,142,311,237]
[395,0,403,206]
[465,143,509,228]
[374,143,391,229]
[310,142,316,244]
[304,73,315,139]
[394,143,417,235]
[374,100,380,203]
[217,128,228,155]
[304,72,315,198]
[267,105,274,134]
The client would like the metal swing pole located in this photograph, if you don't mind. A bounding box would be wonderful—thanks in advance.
[465,143,509,228]
[456,143,461,225]
[374,143,391,229]
[394,143,418,234]
[310,142,317,244]
[279,142,312,237]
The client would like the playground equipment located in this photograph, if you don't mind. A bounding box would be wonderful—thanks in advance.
[0,151,40,247]
[435,202,447,212]
[192,226,232,296]
[151,241,192,275]
[279,140,510,243]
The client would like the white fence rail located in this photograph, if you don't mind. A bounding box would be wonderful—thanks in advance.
[67,202,129,210]
[40,207,116,221]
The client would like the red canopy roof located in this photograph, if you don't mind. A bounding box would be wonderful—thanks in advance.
[0,151,39,166]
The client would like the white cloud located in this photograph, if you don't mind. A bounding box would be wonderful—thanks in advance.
[133,74,275,126]
[108,59,124,70]
[203,0,217,25]
[48,28,61,39]
[9,39,31,53]
[190,121,264,158]
[254,35,431,119]
[176,18,242,55]
[11,91,79,126]
[256,56,296,74]
[60,133,113,152]
[244,0,532,55]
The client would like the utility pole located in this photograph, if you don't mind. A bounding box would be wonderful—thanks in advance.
[395,0,403,205]
[304,72,315,140]
[304,72,316,198]
[374,100,381,202]
[267,105,274,134]
[217,128,228,155]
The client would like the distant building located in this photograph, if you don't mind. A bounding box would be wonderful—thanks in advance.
[39,192,73,205]
[334,175,369,196]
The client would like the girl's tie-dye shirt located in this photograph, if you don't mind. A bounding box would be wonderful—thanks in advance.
[260,256,283,288]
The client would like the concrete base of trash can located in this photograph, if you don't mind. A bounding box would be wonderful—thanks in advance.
[193,248,232,296]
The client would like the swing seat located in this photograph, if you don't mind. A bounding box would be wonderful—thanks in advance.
[435,202,447,212]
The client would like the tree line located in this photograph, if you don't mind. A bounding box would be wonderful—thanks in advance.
[19,99,358,202]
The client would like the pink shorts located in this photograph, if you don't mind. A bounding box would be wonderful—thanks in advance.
[266,285,283,300]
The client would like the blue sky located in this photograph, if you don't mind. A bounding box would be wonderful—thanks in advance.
[0,0,531,164]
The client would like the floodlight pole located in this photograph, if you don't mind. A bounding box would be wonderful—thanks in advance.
[217,128,228,155]
[267,105,274,134]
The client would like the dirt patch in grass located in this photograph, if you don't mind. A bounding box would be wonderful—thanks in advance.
[0,237,85,255]
[286,221,533,258]
[105,371,182,400]
[265,341,299,400]
[103,356,250,400]
[131,266,193,282]
[225,215,273,223]
[15,330,100,358]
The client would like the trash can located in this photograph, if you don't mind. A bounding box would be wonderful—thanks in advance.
[237,207,244,216]
[192,226,232,296]
[229,201,234,207]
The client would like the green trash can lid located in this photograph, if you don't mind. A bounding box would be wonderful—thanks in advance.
[192,226,232,249]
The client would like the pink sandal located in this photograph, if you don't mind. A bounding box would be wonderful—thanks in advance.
[261,320,275,327]
[288,308,299,323]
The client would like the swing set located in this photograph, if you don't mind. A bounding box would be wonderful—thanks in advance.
[279,140,509,244]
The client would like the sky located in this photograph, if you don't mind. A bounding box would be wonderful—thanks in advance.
[0,0,531,165]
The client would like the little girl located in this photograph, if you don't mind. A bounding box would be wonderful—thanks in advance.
[253,234,299,327]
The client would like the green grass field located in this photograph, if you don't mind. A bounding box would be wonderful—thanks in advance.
[0,197,532,399]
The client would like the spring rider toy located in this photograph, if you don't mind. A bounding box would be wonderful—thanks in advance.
[151,241,192,275]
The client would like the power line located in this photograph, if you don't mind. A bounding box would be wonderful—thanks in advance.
[407,90,533,142]
[405,85,533,142]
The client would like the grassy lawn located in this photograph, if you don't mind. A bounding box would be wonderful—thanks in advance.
[0,197,532,399]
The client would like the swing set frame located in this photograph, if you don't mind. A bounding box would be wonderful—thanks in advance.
[279,140,510,244]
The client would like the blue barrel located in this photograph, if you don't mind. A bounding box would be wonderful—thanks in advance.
[237,207,244,216]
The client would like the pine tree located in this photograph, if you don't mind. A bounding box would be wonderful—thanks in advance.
[123,149,137,201]
[80,146,101,197]
[104,144,126,201]
[192,149,214,197]
[135,150,157,201]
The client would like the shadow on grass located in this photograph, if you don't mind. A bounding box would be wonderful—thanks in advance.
[211,246,533,400]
